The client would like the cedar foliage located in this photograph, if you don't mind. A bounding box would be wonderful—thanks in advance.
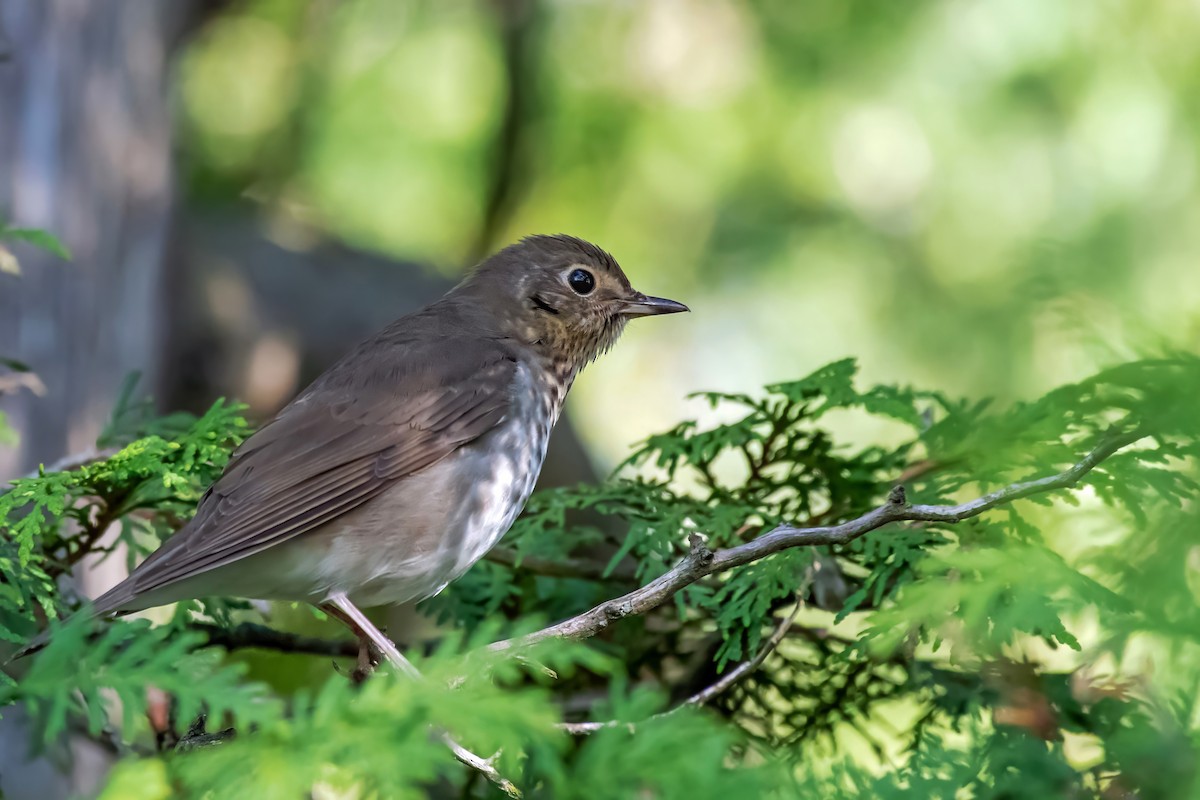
[3,349,1199,798]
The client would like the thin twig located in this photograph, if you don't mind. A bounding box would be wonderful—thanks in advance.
[193,622,358,659]
[493,430,1145,653]
[685,595,802,706]
[560,593,805,735]
[442,733,521,798]
[59,493,128,572]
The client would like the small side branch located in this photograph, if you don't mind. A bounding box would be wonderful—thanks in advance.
[561,594,804,735]
[684,595,802,707]
[442,734,522,798]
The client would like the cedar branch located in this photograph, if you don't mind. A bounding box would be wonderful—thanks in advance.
[493,429,1146,652]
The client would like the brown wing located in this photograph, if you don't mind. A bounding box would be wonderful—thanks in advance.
[94,340,518,612]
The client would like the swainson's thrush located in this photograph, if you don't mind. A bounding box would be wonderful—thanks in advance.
[30,235,686,670]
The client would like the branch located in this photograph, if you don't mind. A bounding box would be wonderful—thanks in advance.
[58,488,132,573]
[684,596,802,707]
[194,622,358,659]
[442,734,521,798]
[560,594,804,735]
[0,370,47,397]
[493,430,1145,652]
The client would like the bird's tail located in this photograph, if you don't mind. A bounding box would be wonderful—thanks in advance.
[8,623,59,662]
[7,582,138,663]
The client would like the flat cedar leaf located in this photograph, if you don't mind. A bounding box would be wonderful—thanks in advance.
[709,549,813,669]
[768,358,859,411]
[2,226,72,260]
[603,526,643,578]
[836,585,871,621]
[859,385,927,427]
[0,471,75,565]
[13,617,278,747]
[0,356,34,372]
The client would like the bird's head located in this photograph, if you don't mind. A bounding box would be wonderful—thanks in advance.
[455,234,688,368]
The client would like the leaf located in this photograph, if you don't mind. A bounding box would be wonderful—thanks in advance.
[11,617,278,748]
[0,410,17,447]
[1,226,72,260]
[0,357,34,372]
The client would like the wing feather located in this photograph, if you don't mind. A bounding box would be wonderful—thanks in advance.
[93,341,520,611]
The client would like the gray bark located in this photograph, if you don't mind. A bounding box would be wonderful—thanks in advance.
[0,0,192,479]
[0,4,196,797]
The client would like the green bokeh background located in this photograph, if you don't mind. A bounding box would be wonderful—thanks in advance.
[178,0,1200,468]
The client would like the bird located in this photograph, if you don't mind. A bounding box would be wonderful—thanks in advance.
[19,234,687,673]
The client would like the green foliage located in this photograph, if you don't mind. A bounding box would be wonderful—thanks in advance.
[0,400,249,644]
[0,225,72,261]
[566,690,794,799]
[3,356,1199,797]
[435,355,1200,796]
[0,220,71,276]
[5,617,276,747]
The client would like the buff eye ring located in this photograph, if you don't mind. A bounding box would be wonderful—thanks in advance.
[567,268,595,295]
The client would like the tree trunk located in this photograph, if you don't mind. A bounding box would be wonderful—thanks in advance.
[0,0,193,480]
[0,4,196,798]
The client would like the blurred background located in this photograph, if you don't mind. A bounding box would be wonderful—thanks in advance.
[3,0,1200,482]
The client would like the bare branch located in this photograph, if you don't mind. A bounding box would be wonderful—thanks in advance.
[194,622,358,659]
[494,430,1145,653]
[560,593,804,735]
[684,595,802,707]
[558,718,634,736]
[442,734,522,798]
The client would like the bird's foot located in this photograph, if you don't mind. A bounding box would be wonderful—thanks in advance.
[351,637,382,684]
[321,592,421,680]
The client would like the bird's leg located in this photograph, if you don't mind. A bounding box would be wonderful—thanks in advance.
[318,602,380,682]
[320,593,520,797]
[321,592,421,681]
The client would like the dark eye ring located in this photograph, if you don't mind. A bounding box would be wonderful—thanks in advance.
[567,268,595,295]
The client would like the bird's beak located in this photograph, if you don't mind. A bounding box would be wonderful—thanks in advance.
[618,293,690,317]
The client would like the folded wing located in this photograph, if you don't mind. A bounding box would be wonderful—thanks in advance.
[93,340,518,613]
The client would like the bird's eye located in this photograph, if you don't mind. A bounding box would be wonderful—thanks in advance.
[567,268,595,295]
